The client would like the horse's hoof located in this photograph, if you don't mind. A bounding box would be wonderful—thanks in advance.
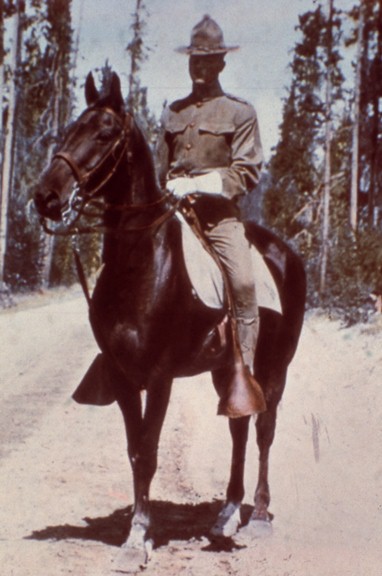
[112,548,145,573]
[144,539,153,564]
[112,544,152,573]
[236,517,273,544]
[112,526,152,573]
[210,502,241,538]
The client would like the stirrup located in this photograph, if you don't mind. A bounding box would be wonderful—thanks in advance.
[218,361,266,418]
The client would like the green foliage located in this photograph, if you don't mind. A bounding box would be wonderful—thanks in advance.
[263,4,345,245]
[50,231,102,287]
[357,227,382,292]
[319,227,382,324]
[5,201,41,289]
[262,2,382,322]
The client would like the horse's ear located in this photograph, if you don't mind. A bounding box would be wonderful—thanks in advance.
[109,72,125,112]
[85,72,99,106]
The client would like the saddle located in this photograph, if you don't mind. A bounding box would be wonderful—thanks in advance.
[177,210,281,313]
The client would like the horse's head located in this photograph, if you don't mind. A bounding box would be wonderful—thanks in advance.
[34,72,130,221]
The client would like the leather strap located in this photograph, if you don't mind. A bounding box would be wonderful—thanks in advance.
[53,152,84,184]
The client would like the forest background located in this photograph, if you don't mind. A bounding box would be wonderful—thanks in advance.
[0,0,381,324]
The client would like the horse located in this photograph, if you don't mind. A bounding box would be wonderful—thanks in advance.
[33,71,306,565]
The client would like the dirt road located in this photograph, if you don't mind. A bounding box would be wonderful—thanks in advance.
[1,289,381,575]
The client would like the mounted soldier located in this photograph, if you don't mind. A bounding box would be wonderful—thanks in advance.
[156,15,266,417]
[34,57,306,554]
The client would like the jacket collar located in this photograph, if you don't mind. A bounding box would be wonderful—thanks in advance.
[191,81,224,101]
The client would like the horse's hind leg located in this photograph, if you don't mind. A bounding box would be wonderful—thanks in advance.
[211,368,250,538]
[211,416,251,538]
[252,407,277,522]
[251,367,287,524]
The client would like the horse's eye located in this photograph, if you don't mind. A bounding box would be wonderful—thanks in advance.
[97,130,115,143]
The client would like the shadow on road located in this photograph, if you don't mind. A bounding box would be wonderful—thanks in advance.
[26,499,254,551]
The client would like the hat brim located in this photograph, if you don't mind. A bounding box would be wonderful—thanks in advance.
[175,45,239,55]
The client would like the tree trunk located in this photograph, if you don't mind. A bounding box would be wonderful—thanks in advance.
[350,2,364,232]
[71,0,83,101]
[0,0,4,188]
[319,0,334,297]
[36,0,74,289]
[127,0,144,112]
[38,58,62,288]
[368,0,382,227]
[0,2,22,288]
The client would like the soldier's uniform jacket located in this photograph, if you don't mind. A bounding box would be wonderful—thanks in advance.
[156,86,264,223]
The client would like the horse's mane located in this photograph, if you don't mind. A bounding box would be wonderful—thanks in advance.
[128,116,158,189]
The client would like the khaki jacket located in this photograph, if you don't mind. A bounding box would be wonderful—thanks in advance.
[156,86,264,200]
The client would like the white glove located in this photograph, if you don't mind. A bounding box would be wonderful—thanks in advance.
[166,177,197,198]
[167,171,222,198]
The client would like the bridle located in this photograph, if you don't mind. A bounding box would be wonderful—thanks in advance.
[42,106,177,234]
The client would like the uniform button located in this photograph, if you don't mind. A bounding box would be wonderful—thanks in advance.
[189,122,195,128]
[185,143,192,150]
[196,102,202,108]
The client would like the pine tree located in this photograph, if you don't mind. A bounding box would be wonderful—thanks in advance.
[349,1,364,231]
[263,3,345,305]
[125,0,157,145]
[347,0,382,229]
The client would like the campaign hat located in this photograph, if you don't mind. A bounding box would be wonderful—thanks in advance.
[176,15,239,55]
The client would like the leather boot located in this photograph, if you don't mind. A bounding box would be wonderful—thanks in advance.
[218,318,266,418]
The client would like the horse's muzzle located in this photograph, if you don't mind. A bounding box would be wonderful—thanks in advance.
[33,188,62,221]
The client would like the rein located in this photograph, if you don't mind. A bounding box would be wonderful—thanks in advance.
[39,192,178,237]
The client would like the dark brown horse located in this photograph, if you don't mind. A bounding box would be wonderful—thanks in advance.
[34,72,306,565]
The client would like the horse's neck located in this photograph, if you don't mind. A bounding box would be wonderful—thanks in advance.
[103,122,162,227]
[102,168,169,268]
[101,217,177,324]
[101,117,174,278]
[126,120,162,206]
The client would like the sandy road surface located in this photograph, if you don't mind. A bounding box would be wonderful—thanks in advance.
[0,289,382,575]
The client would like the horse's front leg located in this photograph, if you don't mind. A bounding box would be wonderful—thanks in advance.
[116,376,172,566]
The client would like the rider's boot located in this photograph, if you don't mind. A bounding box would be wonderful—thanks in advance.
[218,318,266,418]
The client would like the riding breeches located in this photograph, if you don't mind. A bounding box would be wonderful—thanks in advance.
[203,218,259,368]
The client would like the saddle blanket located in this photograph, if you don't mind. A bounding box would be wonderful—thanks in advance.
[178,214,282,314]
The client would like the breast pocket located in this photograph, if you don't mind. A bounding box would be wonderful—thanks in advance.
[198,122,235,165]
[166,119,188,136]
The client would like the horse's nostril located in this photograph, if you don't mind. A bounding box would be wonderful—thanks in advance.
[33,189,62,220]
[36,189,60,206]
[33,189,45,209]
[46,190,60,204]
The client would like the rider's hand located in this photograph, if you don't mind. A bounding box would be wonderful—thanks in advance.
[167,172,223,198]
[166,177,197,198]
